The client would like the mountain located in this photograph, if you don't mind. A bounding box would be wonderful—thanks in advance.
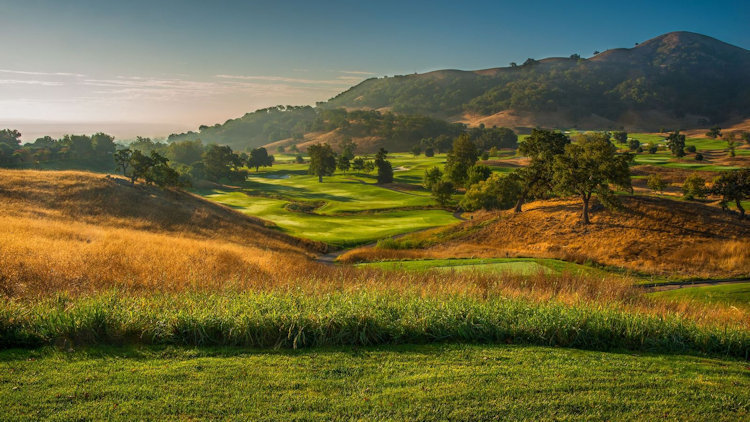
[323,32,750,131]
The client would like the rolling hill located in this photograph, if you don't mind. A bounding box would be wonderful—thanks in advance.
[0,169,322,297]
[325,31,750,131]
[340,195,750,278]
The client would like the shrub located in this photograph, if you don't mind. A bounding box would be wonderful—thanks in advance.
[682,174,706,200]
[647,174,666,193]
[460,173,522,211]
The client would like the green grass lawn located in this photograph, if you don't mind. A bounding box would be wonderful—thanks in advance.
[651,282,750,310]
[2,344,749,421]
[198,172,458,247]
[356,257,601,277]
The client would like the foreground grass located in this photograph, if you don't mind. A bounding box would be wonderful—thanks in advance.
[3,291,749,358]
[2,344,749,421]
[652,283,750,311]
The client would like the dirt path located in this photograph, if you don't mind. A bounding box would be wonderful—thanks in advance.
[640,278,750,292]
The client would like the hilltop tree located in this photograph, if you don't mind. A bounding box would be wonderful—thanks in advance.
[514,129,570,212]
[444,134,478,187]
[666,131,686,157]
[114,148,133,178]
[91,132,116,159]
[0,129,22,166]
[710,169,750,219]
[307,143,337,182]
[167,139,204,165]
[553,135,632,225]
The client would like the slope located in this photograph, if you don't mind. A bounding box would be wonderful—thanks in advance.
[340,196,750,278]
[0,169,322,297]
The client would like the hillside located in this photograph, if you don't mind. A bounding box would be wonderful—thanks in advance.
[340,196,750,278]
[0,169,321,297]
[166,106,463,153]
[325,32,750,131]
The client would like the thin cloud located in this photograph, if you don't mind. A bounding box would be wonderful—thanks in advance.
[215,74,354,85]
[0,79,64,86]
[338,70,375,75]
[0,69,85,77]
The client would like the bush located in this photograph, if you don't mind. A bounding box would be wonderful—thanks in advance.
[647,174,666,193]
[682,174,706,200]
[460,173,522,211]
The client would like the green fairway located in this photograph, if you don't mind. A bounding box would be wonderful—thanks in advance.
[652,282,750,310]
[355,257,599,276]
[195,159,462,246]
[2,344,749,421]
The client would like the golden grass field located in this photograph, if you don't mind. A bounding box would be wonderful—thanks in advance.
[1,169,748,332]
[341,196,750,278]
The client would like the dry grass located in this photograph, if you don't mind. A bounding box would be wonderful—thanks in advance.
[341,196,750,278]
[1,170,748,335]
[0,169,322,297]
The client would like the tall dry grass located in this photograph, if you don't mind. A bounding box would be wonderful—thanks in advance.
[342,196,750,278]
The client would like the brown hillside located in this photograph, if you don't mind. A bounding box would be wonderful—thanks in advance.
[341,196,750,278]
[0,170,321,297]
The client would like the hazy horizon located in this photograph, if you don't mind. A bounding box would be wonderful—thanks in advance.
[2,0,748,141]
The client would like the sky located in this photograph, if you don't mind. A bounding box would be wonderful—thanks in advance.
[1,0,748,140]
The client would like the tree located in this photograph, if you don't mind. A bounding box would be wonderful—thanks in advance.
[710,169,750,219]
[0,129,22,166]
[444,134,478,187]
[129,150,155,184]
[91,132,116,158]
[553,135,632,224]
[248,147,273,171]
[351,156,365,171]
[682,174,706,200]
[411,145,422,156]
[339,138,356,159]
[466,165,492,187]
[627,139,640,151]
[514,129,570,212]
[706,126,722,139]
[431,180,454,206]
[612,131,628,144]
[724,132,737,157]
[460,173,522,211]
[424,147,435,157]
[423,166,443,191]
[374,148,393,184]
[337,154,350,172]
[202,144,246,182]
[114,148,133,179]
[666,131,686,157]
[307,143,337,182]
[167,139,204,165]
[647,174,666,193]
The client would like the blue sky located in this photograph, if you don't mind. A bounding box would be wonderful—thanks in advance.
[1,0,748,138]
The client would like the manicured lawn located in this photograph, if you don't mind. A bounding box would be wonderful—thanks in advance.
[651,282,750,310]
[1,344,748,421]
[200,180,457,247]
[356,257,598,276]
